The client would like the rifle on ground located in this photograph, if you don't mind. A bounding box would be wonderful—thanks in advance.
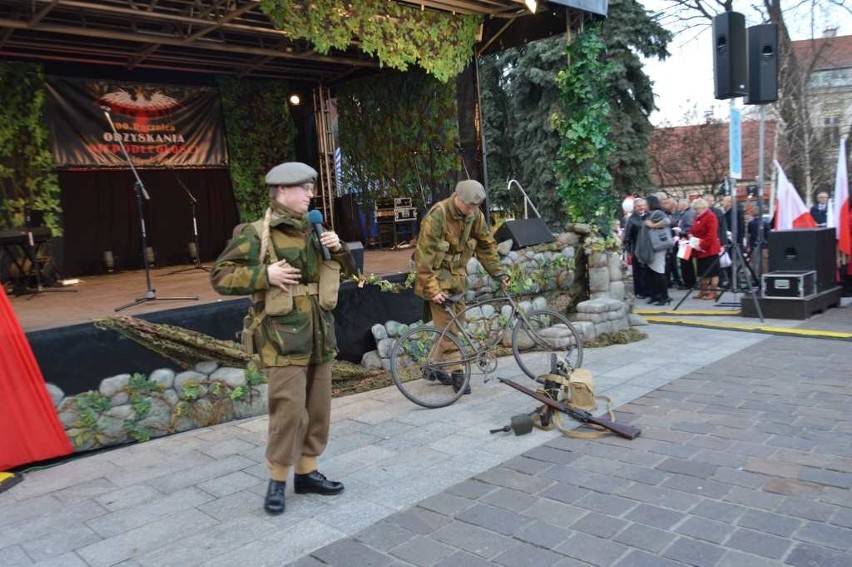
[498,377,641,440]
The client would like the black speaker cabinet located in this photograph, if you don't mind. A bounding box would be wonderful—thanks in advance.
[713,11,747,99]
[494,218,555,250]
[745,24,778,105]
[768,228,836,292]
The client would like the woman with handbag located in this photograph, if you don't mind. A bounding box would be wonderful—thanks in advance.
[688,198,722,300]
[642,195,674,306]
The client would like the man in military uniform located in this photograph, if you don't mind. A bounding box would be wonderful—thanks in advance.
[211,162,354,515]
[414,180,507,394]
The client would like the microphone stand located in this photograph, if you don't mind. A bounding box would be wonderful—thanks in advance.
[21,203,76,300]
[101,107,198,312]
[164,175,210,275]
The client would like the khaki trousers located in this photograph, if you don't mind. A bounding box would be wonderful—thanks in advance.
[429,300,465,371]
[264,362,332,472]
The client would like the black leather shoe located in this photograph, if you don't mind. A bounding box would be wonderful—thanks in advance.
[264,480,286,515]
[294,471,344,495]
[427,368,453,385]
[451,371,471,395]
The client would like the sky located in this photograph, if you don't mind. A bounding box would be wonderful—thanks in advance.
[639,0,851,126]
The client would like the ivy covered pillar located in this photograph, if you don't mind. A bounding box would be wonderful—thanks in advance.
[455,62,484,186]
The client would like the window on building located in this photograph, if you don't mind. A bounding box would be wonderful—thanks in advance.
[823,116,840,145]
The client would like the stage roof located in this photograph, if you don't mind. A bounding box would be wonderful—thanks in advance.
[0,1,605,83]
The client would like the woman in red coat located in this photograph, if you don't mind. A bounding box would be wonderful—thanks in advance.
[689,198,722,299]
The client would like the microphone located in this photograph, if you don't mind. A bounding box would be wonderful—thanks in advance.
[307,209,331,261]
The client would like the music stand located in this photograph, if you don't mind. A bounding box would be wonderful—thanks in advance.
[164,176,210,275]
[100,106,198,312]
[20,206,77,300]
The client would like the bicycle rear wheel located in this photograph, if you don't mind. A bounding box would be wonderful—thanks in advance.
[511,309,583,380]
[389,325,471,409]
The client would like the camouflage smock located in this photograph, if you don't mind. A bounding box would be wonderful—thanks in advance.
[414,197,503,300]
[210,205,353,367]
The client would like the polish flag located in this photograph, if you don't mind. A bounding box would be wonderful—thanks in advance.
[831,138,850,257]
[774,160,817,230]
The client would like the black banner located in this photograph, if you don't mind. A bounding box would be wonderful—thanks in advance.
[45,78,228,168]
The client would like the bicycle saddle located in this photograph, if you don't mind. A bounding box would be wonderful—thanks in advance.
[444,293,465,304]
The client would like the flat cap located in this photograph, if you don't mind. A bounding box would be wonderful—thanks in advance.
[265,162,317,186]
[455,180,486,205]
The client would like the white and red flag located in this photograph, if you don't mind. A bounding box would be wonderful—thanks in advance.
[829,138,850,257]
[774,160,817,230]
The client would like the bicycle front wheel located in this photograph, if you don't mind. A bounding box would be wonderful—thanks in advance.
[389,326,471,409]
[511,309,584,381]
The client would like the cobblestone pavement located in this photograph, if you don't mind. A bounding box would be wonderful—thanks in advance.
[1,301,849,567]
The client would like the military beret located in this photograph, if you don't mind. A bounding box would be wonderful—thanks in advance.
[265,162,318,186]
[455,179,486,205]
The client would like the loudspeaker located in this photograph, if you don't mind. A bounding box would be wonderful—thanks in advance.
[345,241,364,275]
[745,24,778,105]
[494,218,555,250]
[769,228,836,292]
[713,11,747,100]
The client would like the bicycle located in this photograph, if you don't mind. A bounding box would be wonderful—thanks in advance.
[389,290,583,408]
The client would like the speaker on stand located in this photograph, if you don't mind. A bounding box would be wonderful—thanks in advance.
[713,11,747,100]
[745,24,778,105]
[494,218,555,250]
[768,228,837,292]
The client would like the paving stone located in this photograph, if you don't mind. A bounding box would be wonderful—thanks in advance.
[798,467,852,489]
[455,503,531,536]
[785,543,852,567]
[538,483,587,505]
[794,521,852,551]
[418,493,476,517]
[612,464,668,486]
[554,531,630,566]
[655,458,718,479]
[711,468,769,489]
[520,498,587,529]
[93,485,164,512]
[491,541,564,567]
[480,488,539,513]
[722,486,785,511]
[86,487,214,538]
[715,550,788,567]
[662,537,725,567]
[502,455,554,476]
[355,521,417,553]
[737,509,802,537]
[613,523,676,553]
[571,512,628,539]
[514,520,572,549]
[385,507,453,535]
[661,473,731,499]
[285,556,329,567]
[0,500,108,549]
[431,521,515,559]
[691,449,747,469]
[432,550,499,567]
[388,535,455,566]
[310,539,393,567]
[614,549,685,567]
[650,441,700,459]
[624,503,685,530]
[674,516,734,545]
[621,484,701,512]
[762,478,823,497]
[829,506,852,528]
[725,528,792,560]
[524,446,581,465]
[475,468,554,495]
[689,500,747,524]
[0,545,32,567]
[21,525,102,562]
[573,492,637,517]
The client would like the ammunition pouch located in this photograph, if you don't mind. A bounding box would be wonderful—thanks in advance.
[318,260,341,310]
[265,286,294,316]
[241,310,263,356]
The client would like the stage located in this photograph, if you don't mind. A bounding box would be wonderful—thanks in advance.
[8,248,414,332]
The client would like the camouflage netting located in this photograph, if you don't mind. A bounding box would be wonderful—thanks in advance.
[94,315,251,370]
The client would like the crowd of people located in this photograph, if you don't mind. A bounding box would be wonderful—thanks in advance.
[620,191,772,302]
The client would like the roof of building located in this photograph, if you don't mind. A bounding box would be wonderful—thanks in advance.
[649,120,785,190]
[792,33,852,72]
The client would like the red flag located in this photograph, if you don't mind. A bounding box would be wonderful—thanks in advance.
[832,138,850,256]
[774,160,817,230]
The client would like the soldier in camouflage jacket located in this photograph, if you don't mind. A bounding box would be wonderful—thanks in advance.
[413,180,507,393]
[211,162,354,516]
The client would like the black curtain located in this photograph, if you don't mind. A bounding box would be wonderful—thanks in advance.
[58,168,239,276]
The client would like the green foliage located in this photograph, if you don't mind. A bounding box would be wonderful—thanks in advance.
[259,0,479,82]
[245,361,266,386]
[123,421,152,443]
[351,271,416,293]
[0,63,61,234]
[230,385,247,401]
[128,372,162,394]
[337,69,459,217]
[553,28,618,233]
[180,380,201,401]
[218,77,296,222]
[76,391,111,413]
[505,255,567,296]
[599,0,671,199]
